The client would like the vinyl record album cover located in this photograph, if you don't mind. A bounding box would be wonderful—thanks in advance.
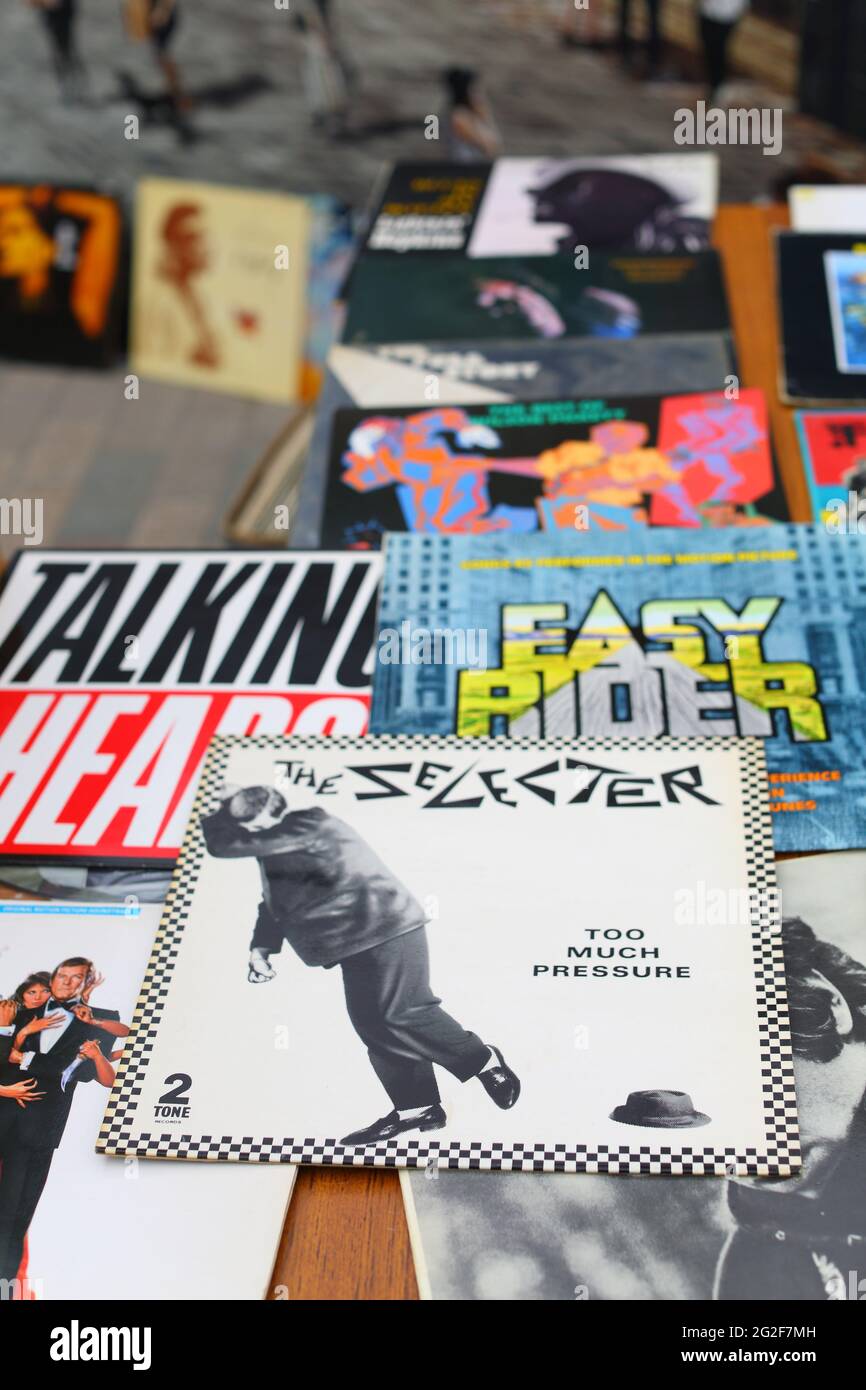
[795,410,866,524]
[0,184,124,368]
[0,550,380,866]
[294,334,738,547]
[789,185,866,234]
[402,851,866,1302]
[318,390,782,549]
[343,251,730,346]
[776,232,866,404]
[356,156,717,258]
[0,901,294,1300]
[130,178,311,403]
[96,732,797,1177]
[370,524,866,854]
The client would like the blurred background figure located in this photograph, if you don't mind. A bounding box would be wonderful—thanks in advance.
[619,0,663,77]
[698,0,748,103]
[124,0,190,116]
[442,67,501,162]
[294,0,353,134]
[26,0,86,102]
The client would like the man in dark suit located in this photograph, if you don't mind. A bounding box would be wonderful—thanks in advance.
[201,785,521,1147]
[0,956,120,1281]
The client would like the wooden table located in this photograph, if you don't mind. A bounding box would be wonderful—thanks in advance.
[0,204,810,1300]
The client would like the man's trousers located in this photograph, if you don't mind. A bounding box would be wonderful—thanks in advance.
[340,927,490,1109]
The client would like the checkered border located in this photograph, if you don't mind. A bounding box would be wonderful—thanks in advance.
[97,734,799,1176]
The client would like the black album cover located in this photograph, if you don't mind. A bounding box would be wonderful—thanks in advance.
[776,231,866,404]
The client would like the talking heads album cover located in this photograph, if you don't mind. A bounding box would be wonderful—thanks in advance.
[0,549,380,866]
[402,851,866,1302]
[370,524,866,855]
[130,178,311,403]
[0,184,124,368]
[0,901,294,1300]
[96,732,797,1177]
[343,251,730,346]
[294,333,738,547]
[318,390,783,549]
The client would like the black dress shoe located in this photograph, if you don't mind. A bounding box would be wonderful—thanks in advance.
[340,1104,446,1146]
[476,1044,521,1109]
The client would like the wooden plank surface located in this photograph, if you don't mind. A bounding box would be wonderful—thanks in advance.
[0,205,809,1301]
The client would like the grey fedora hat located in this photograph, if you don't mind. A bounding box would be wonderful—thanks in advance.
[610,1089,711,1128]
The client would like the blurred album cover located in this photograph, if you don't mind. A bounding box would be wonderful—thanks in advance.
[292,333,738,546]
[318,389,783,549]
[776,232,866,404]
[402,852,866,1302]
[131,178,311,403]
[370,524,866,855]
[343,251,730,346]
[789,185,866,234]
[95,733,796,1176]
[795,410,866,524]
[0,900,294,1300]
[0,184,124,368]
[357,155,717,258]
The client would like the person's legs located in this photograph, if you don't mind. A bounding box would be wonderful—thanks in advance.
[341,928,491,1111]
[646,0,662,69]
[618,0,632,52]
[39,0,80,83]
[700,16,731,99]
[0,1146,54,1283]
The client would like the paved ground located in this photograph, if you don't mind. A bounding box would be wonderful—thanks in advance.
[0,0,846,554]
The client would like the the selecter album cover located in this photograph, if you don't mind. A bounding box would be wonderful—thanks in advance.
[795,410,866,524]
[96,732,798,1176]
[0,184,124,368]
[357,155,717,258]
[343,251,730,346]
[0,901,295,1300]
[294,333,738,547]
[0,550,380,866]
[402,851,866,1302]
[776,231,866,404]
[318,390,783,549]
[130,178,311,403]
[371,524,866,855]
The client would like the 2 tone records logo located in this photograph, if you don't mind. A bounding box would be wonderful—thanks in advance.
[153,1073,192,1124]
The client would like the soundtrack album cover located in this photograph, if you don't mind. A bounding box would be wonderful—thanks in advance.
[0,550,380,866]
[130,178,311,403]
[356,156,717,257]
[402,851,866,1302]
[96,732,797,1177]
[0,901,295,1300]
[370,524,866,855]
[776,232,866,404]
[318,390,783,549]
[795,410,866,524]
[343,251,730,346]
[0,184,124,368]
[294,334,738,547]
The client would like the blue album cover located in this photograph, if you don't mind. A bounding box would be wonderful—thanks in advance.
[371,524,866,853]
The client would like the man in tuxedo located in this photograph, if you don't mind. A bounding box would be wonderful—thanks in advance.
[201,785,521,1147]
[0,957,120,1281]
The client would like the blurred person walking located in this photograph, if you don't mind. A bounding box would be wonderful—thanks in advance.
[442,68,501,162]
[698,0,748,102]
[619,0,663,75]
[124,0,190,115]
[26,0,86,102]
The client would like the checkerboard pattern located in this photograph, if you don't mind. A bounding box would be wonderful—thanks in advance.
[97,734,800,1177]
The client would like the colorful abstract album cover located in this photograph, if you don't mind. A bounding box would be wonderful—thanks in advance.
[318,390,782,549]
[96,732,797,1177]
[299,194,354,402]
[776,232,866,404]
[130,178,311,404]
[795,410,866,525]
[402,850,866,1302]
[370,524,866,855]
[293,334,738,546]
[343,251,730,346]
[825,251,866,374]
[0,184,124,368]
[0,901,295,1300]
[356,156,717,258]
[0,550,380,866]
